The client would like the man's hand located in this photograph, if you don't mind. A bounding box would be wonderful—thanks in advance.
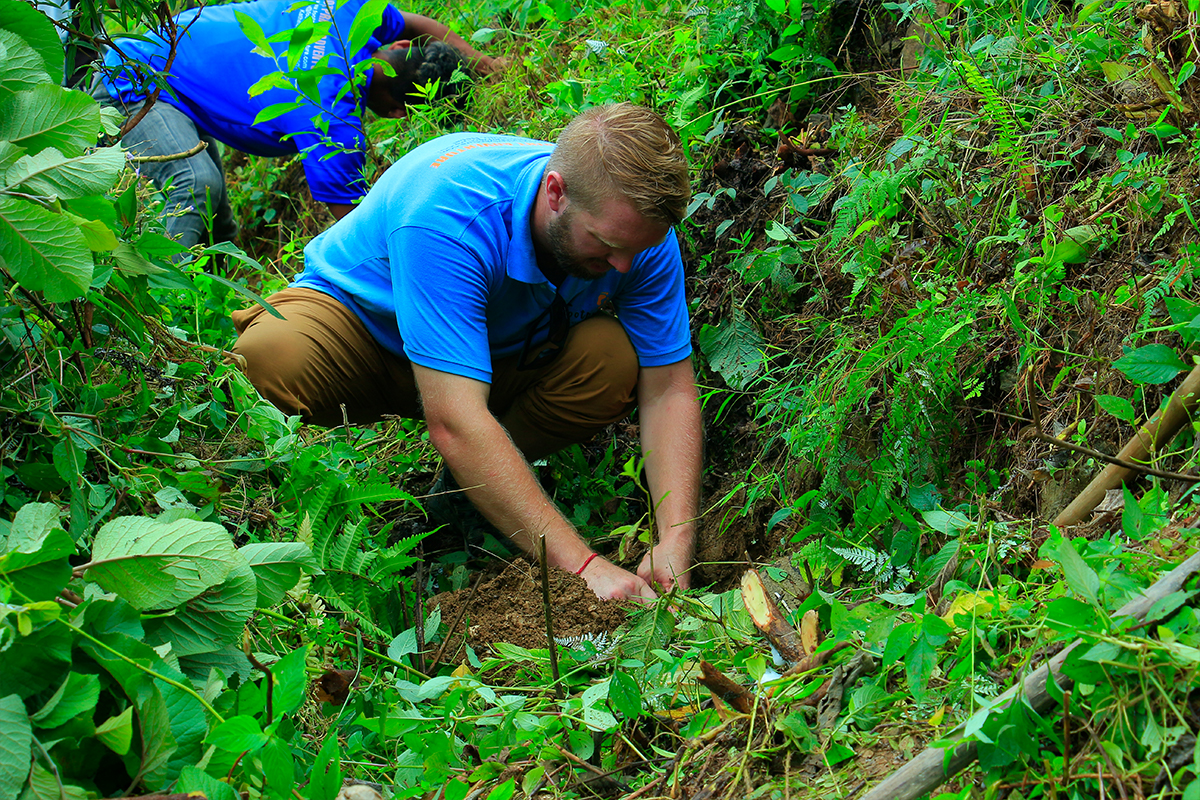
[581,556,657,603]
[637,536,692,593]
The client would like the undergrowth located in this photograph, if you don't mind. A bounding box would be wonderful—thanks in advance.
[3,0,1200,797]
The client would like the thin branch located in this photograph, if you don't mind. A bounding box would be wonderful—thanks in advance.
[1025,429,1200,483]
[128,140,207,163]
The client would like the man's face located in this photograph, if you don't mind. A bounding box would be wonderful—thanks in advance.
[544,195,670,282]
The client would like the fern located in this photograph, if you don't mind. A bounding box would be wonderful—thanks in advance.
[956,59,1028,167]
[830,545,913,591]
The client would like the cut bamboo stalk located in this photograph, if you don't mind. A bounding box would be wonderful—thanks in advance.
[741,568,804,664]
[1054,364,1200,527]
[858,550,1200,800]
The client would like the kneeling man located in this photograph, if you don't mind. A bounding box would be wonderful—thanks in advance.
[232,103,701,602]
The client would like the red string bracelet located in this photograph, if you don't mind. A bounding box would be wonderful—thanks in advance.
[575,553,599,575]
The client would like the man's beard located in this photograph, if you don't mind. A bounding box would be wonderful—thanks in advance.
[544,206,608,282]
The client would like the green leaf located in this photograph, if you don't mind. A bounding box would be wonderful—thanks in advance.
[144,548,256,655]
[176,766,239,800]
[30,672,100,729]
[1113,344,1189,385]
[85,516,237,610]
[0,0,60,84]
[0,30,50,97]
[0,622,71,699]
[905,636,937,698]
[260,736,294,800]
[270,646,310,718]
[388,629,418,661]
[240,542,319,606]
[178,643,253,684]
[234,10,274,58]
[95,706,134,755]
[608,670,642,718]
[0,694,32,800]
[1045,535,1100,607]
[0,527,74,601]
[0,195,93,301]
[0,84,97,156]
[4,503,63,553]
[3,146,125,199]
[697,309,765,390]
[768,43,808,62]
[75,217,119,252]
[485,779,515,800]
[1095,394,1135,422]
[207,715,268,755]
[346,0,389,56]
[251,101,308,126]
[18,763,86,800]
[308,733,342,800]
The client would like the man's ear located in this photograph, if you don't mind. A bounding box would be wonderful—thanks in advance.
[545,171,568,214]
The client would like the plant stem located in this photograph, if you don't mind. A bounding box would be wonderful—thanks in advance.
[539,532,564,700]
[61,618,225,722]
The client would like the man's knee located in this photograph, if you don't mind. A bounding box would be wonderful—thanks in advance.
[231,312,316,418]
[537,315,639,427]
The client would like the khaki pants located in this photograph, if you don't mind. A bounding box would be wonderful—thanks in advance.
[231,288,639,459]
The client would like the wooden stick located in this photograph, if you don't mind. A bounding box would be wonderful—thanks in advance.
[539,533,563,699]
[740,568,804,664]
[859,550,1200,800]
[697,660,755,715]
[1054,364,1200,526]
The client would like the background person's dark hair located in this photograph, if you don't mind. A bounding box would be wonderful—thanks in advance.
[377,40,466,107]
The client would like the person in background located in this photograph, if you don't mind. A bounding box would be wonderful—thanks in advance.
[231,103,701,603]
[94,0,500,251]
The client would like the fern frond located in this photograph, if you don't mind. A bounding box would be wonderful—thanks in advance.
[337,483,418,508]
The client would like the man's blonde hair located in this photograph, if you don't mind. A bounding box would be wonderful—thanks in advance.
[547,103,691,227]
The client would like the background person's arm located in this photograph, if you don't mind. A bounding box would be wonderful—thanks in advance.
[400,12,503,75]
[413,363,657,602]
[635,358,702,592]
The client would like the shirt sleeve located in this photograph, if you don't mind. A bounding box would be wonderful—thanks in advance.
[379,5,407,44]
[611,232,692,367]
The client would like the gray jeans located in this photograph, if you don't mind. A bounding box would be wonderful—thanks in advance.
[93,81,238,252]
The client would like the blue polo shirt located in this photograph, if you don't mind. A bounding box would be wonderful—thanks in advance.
[295,132,692,383]
[102,0,405,204]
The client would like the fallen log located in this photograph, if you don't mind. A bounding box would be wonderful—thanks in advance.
[859,549,1200,800]
[741,568,804,664]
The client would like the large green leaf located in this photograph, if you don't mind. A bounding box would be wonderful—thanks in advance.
[85,516,237,611]
[178,644,252,684]
[30,672,100,729]
[0,694,31,800]
[241,542,320,606]
[4,146,125,199]
[19,764,86,800]
[697,309,766,390]
[0,527,74,601]
[1113,343,1189,385]
[0,623,71,699]
[0,195,93,301]
[0,0,60,84]
[3,503,63,554]
[144,549,256,655]
[0,30,49,98]
[0,84,97,156]
[76,630,200,790]
[0,141,24,175]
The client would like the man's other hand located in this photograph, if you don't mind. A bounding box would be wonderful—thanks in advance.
[581,556,657,603]
[637,537,692,594]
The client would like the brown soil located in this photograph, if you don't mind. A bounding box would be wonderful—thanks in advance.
[429,557,629,662]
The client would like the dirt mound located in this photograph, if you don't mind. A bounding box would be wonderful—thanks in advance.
[430,558,629,661]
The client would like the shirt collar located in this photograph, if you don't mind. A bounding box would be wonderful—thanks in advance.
[505,155,553,286]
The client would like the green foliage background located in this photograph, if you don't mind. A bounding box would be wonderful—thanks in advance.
[3,0,1200,797]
